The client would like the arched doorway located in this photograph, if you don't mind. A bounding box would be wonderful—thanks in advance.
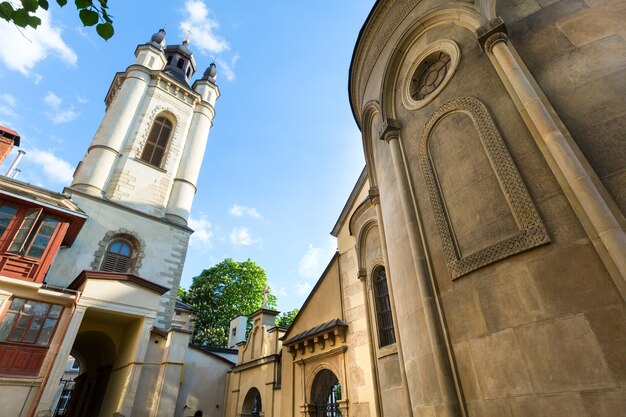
[64,330,116,417]
[241,387,262,417]
[310,369,342,417]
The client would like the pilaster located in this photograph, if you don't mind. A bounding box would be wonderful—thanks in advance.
[476,17,626,299]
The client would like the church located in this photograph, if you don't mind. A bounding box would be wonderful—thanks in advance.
[0,0,625,416]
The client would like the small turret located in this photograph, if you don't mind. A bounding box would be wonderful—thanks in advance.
[163,39,197,86]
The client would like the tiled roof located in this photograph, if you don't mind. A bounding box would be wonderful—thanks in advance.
[283,318,348,346]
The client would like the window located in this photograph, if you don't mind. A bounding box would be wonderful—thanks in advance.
[1,204,61,260]
[167,55,173,64]
[101,240,135,273]
[0,298,62,346]
[177,58,184,69]
[409,51,451,101]
[139,116,173,167]
[373,267,395,347]
[0,203,18,236]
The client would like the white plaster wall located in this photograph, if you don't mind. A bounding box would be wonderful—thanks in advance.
[46,193,191,327]
[175,348,233,417]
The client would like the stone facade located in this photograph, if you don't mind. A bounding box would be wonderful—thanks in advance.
[346,0,626,416]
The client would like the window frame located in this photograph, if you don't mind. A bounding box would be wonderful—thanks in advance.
[139,115,174,168]
[0,297,63,347]
[100,238,136,273]
[372,266,396,348]
[0,202,64,261]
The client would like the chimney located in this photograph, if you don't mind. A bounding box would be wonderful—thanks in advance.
[5,150,26,178]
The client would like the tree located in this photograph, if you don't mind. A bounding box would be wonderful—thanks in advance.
[0,0,115,40]
[184,258,277,347]
[276,308,299,330]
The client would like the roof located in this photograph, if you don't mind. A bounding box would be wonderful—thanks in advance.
[348,0,383,129]
[330,166,368,237]
[175,299,193,312]
[283,318,348,346]
[189,344,237,366]
[281,252,340,340]
[68,270,170,295]
[0,125,20,146]
[0,176,87,246]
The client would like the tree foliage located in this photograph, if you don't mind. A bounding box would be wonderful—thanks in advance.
[276,308,299,330]
[0,0,114,40]
[183,258,277,347]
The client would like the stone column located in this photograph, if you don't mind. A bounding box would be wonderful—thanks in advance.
[381,121,463,417]
[478,18,626,298]
[165,101,214,225]
[72,67,150,196]
[35,305,87,416]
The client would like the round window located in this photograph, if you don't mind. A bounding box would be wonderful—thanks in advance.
[402,40,460,110]
[409,51,452,101]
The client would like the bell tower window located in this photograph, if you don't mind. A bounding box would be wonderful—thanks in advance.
[101,240,135,273]
[140,116,173,167]
[177,58,184,69]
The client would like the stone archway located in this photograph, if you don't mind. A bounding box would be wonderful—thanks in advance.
[64,331,116,417]
[309,369,343,417]
[241,387,262,417]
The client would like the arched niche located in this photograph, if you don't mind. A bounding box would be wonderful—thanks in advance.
[417,97,550,278]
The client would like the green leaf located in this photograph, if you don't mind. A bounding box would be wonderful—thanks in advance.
[0,2,15,21]
[56,0,67,6]
[27,14,41,28]
[79,8,98,26]
[74,0,91,9]
[21,0,38,12]
[96,21,113,40]
[12,8,31,27]
[39,0,48,10]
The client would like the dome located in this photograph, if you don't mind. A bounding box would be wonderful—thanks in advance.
[150,29,166,49]
[202,63,217,81]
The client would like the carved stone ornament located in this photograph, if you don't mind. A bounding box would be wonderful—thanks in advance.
[417,97,550,278]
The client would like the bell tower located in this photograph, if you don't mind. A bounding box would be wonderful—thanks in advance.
[71,29,219,225]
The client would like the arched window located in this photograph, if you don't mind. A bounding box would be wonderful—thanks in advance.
[177,58,184,69]
[166,55,173,64]
[101,240,134,273]
[140,116,173,167]
[373,267,395,347]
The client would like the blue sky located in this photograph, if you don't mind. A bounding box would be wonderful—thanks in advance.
[0,1,374,312]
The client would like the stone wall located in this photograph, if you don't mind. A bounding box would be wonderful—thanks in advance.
[499,0,626,217]
[350,0,626,415]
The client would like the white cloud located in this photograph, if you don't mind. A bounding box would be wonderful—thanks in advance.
[0,93,18,119]
[76,95,88,104]
[188,214,214,250]
[43,92,77,124]
[25,148,74,184]
[44,92,62,108]
[294,282,312,296]
[0,10,77,75]
[297,238,337,279]
[179,0,230,55]
[230,226,260,246]
[228,204,261,219]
